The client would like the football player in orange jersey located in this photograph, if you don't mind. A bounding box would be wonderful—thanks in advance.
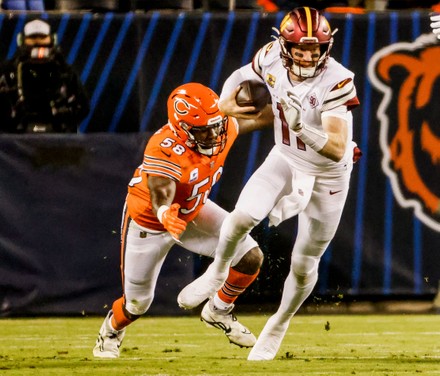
[93,82,272,359]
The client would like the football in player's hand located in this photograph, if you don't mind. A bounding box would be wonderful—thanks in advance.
[235,80,271,113]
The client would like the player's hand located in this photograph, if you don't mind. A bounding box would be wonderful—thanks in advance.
[158,203,187,240]
[430,14,440,39]
[280,91,303,132]
[353,146,362,163]
[219,86,262,119]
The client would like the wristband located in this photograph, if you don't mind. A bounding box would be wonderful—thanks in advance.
[157,205,170,224]
[294,123,329,152]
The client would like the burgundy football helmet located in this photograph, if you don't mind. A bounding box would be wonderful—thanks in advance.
[278,7,335,78]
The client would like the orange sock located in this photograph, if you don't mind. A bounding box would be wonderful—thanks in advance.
[217,267,260,305]
[111,297,134,330]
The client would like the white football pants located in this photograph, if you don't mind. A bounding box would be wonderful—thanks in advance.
[121,199,258,316]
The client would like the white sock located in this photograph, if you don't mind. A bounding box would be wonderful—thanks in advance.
[212,294,233,311]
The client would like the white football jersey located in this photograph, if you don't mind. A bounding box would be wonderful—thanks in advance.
[221,41,360,176]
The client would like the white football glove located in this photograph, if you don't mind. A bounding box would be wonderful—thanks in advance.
[430,14,440,40]
[280,91,303,132]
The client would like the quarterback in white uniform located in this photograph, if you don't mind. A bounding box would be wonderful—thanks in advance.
[178,7,360,360]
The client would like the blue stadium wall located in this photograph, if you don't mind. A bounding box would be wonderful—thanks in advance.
[0,10,439,316]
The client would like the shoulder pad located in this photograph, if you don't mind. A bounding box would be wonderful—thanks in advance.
[252,42,275,78]
[321,78,359,112]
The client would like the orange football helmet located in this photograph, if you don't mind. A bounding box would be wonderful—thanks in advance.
[278,7,335,78]
[167,83,228,156]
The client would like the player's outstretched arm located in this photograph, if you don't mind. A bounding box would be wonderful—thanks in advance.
[237,104,274,134]
[148,175,187,239]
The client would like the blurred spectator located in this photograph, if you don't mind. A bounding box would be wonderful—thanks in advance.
[0,19,90,133]
[1,0,45,10]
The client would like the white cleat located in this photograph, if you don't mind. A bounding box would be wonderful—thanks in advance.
[177,264,228,309]
[247,315,288,361]
[201,300,256,348]
[93,310,126,359]
[247,333,283,360]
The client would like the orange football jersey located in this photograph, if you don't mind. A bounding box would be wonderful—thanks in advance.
[126,120,238,231]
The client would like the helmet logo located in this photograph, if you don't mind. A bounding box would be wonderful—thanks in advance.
[173,97,197,115]
[368,33,440,232]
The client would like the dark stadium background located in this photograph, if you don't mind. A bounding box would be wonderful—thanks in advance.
[0,9,439,316]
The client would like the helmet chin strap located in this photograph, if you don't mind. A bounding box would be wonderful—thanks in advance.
[181,127,216,156]
[291,64,317,78]
[290,50,328,79]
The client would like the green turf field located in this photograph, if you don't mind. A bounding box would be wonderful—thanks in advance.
[0,314,439,375]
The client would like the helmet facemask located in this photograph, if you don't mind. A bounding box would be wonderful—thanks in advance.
[276,7,336,79]
[180,115,228,156]
[279,36,333,78]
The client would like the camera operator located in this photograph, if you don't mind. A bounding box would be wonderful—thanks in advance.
[0,19,90,133]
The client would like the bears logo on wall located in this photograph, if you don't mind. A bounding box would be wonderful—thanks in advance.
[368,33,440,232]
